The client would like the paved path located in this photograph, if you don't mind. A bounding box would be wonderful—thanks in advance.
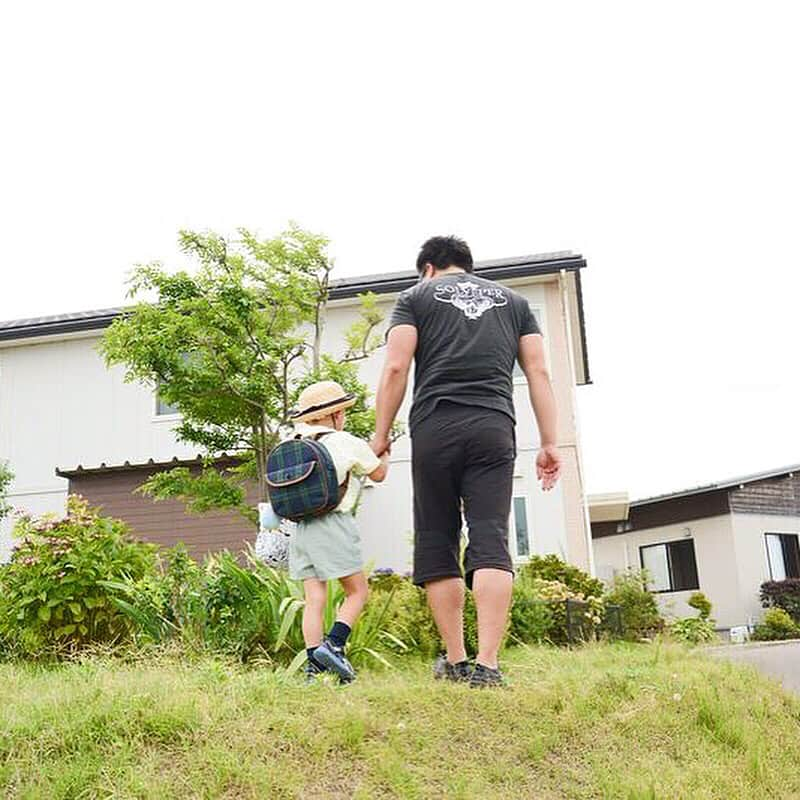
[708,640,800,695]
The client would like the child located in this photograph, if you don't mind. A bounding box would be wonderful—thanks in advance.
[287,381,389,682]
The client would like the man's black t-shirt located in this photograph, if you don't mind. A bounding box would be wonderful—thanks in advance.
[387,272,541,434]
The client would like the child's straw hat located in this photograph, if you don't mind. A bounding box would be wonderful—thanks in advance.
[290,381,356,423]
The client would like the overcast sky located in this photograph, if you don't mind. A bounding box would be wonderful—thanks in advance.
[2,2,798,500]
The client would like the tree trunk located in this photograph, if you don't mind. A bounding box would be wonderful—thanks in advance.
[253,423,267,503]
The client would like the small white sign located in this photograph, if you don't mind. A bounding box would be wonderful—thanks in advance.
[729,625,749,644]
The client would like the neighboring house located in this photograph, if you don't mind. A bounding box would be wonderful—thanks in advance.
[591,465,800,630]
[0,252,593,573]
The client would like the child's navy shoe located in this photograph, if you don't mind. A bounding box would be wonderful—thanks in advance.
[313,639,356,683]
[304,659,326,684]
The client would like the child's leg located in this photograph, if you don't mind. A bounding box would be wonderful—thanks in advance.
[302,578,327,648]
[335,572,369,628]
[321,572,368,654]
[313,573,366,681]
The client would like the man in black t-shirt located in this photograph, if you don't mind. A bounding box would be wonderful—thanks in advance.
[371,236,561,687]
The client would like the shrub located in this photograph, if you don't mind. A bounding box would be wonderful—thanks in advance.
[760,579,800,623]
[751,608,800,641]
[201,550,306,662]
[688,591,713,620]
[0,496,158,657]
[369,570,441,658]
[604,570,664,641]
[112,556,414,668]
[518,554,604,599]
[512,575,605,645]
[103,544,206,647]
[509,581,554,645]
[669,616,717,644]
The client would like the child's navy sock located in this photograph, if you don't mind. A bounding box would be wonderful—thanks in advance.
[327,621,351,649]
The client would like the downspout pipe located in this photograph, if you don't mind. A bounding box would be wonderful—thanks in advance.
[559,268,597,577]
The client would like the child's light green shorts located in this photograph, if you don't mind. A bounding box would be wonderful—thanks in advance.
[289,511,363,581]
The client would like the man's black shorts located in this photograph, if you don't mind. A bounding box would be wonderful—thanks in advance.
[411,401,515,588]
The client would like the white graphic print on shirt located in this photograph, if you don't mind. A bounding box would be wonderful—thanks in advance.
[434,281,508,320]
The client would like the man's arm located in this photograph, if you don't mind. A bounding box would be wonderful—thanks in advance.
[518,333,561,490]
[371,324,417,456]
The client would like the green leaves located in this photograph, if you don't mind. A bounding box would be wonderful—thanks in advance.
[100,223,387,517]
[0,496,158,657]
[136,466,250,521]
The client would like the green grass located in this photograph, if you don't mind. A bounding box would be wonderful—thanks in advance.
[1,643,799,799]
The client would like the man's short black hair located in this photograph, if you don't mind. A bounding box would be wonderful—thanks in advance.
[416,235,474,275]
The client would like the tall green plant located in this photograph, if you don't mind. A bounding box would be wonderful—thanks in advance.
[100,224,388,523]
[202,550,306,662]
[101,544,206,647]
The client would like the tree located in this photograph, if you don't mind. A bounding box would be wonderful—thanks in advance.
[100,224,388,525]
[0,461,13,522]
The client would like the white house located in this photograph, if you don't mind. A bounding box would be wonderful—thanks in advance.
[591,465,800,630]
[0,253,594,574]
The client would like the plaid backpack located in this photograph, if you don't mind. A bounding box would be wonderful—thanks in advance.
[266,432,350,522]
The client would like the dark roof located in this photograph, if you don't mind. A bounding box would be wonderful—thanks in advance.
[328,251,583,299]
[631,463,800,507]
[1,250,590,381]
[56,453,241,479]
[0,308,125,340]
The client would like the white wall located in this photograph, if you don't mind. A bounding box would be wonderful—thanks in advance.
[1,278,575,570]
[0,332,197,557]
[592,514,750,628]
[730,512,800,625]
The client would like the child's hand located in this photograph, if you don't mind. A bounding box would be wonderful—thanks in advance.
[370,435,392,458]
[369,451,391,483]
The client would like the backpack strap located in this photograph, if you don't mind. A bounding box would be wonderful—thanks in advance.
[312,431,351,499]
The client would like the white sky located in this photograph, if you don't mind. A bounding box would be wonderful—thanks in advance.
[1,2,798,500]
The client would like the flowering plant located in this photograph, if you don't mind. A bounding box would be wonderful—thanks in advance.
[0,496,157,657]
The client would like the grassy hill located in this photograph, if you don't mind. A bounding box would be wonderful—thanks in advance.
[1,642,799,799]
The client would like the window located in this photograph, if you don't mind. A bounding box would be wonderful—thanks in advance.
[765,533,800,580]
[155,387,180,416]
[510,496,531,559]
[639,539,699,593]
[155,353,193,417]
[513,306,544,379]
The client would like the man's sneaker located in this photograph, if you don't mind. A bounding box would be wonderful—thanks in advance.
[433,654,473,683]
[469,663,506,689]
[313,639,356,683]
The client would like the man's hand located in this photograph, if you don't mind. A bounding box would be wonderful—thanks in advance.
[370,435,392,458]
[536,445,561,491]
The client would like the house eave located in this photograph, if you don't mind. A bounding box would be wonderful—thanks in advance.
[55,454,243,479]
[630,463,800,507]
[588,492,630,523]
